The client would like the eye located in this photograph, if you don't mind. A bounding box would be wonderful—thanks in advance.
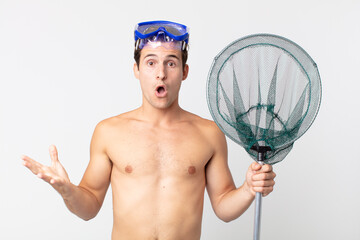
[147,60,155,66]
[168,61,176,67]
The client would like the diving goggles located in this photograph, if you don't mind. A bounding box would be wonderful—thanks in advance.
[134,20,189,50]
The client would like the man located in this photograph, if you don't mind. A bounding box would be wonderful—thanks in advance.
[22,20,276,240]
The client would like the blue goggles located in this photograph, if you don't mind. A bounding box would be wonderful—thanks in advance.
[134,20,189,50]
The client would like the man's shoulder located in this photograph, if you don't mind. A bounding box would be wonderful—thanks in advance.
[183,112,226,155]
[95,110,138,131]
[184,111,224,137]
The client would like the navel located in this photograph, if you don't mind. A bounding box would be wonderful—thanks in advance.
[125,165,133,174]
[188,166,196,175]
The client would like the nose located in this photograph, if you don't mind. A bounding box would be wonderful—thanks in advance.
[156,64,167,80]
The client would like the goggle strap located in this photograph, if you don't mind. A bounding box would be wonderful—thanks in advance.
[135,39,140,50]
[182,41,188,51]
[134,39,188,51]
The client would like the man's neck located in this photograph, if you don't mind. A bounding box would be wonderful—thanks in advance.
[137,100,185,126]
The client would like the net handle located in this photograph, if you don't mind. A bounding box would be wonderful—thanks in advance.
[252,147,269,240]
[254,170,263,239]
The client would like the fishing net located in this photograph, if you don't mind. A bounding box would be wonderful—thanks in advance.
[206,34,322,239]
[207,34,322,165]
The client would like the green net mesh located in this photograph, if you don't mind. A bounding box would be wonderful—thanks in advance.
[207,34,322,165]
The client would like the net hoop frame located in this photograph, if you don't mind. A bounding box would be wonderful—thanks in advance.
[207,33,322,154]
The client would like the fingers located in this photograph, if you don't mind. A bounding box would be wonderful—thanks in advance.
[251,178,275,197]
[22,149,70,196]
[21,154,58,185]
[249,163,276,197]
[49,145,59,167]
[251,162,262,171]
[251,179,275,188]
[252,171,276,181]
[251,162,273,173]
[22,155,43,175]
[253,186,274,197]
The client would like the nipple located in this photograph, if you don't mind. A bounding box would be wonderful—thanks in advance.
[188,166,196,175]
[125,165,133,174]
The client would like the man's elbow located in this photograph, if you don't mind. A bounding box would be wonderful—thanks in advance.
[218,214,237,223]
[71,206,100,221]
[79,212,98,221]
[214,209,238,223]
[82,216,94,221]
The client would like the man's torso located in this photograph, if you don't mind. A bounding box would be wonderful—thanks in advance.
[101,110,217,240]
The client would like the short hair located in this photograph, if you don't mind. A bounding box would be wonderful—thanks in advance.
[134,45,188,70]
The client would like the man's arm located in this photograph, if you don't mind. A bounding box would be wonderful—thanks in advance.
[205,123,276,222]
[22,121,112,221]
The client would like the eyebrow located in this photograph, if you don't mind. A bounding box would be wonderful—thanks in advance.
[143,54,180,61]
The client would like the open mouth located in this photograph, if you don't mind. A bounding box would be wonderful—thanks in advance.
[155,85,167,97]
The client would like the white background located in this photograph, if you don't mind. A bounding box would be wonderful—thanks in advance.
[1,0,359,239]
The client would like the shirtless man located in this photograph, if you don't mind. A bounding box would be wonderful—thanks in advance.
[22,20,276,240]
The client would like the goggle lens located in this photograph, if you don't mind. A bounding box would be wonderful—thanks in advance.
[138,23,187,36]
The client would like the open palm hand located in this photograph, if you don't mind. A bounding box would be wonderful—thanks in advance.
[22,145,71,196]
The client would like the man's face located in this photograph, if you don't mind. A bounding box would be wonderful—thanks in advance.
[133,44,189,110]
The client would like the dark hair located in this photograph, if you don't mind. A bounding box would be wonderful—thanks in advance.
[134,45,188,70]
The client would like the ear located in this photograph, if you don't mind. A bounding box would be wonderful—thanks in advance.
[133,63,139,79]
[182,64,189,81]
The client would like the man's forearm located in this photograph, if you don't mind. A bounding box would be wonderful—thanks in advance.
[61,183,101,221]
[214,183,255,222]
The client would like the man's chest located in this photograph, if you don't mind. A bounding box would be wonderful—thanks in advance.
[106,125,213,177]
